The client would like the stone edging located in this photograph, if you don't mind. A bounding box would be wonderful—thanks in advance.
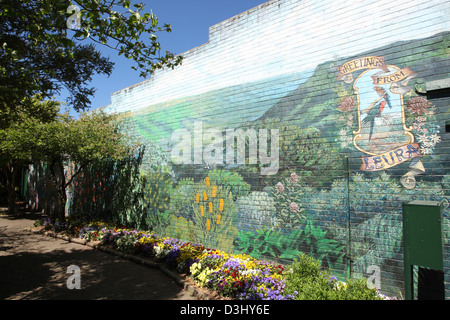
[23,226,217,300]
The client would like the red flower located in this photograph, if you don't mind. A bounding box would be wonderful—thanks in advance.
[407,96,430,115]
[338,96,356,112]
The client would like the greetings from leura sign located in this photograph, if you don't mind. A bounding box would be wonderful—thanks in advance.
[336,56,428,189]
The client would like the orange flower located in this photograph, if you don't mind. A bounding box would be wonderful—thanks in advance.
[208,202,213,213]
[216,214,221,225]
[205,177,210,187]
[200,205,204,216]
[196,193,200,203]
[219,198,224,212]
[203,191,208,201]
[206,219,211,231]
[212,186,216,197]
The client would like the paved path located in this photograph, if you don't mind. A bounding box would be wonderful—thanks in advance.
[0,213,197,300]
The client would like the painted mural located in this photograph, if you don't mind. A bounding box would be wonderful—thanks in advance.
[66,31,450,299]
[335,56,432,189]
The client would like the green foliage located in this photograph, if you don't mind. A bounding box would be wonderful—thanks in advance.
[0,0,182,111]
[191,176,238,251]
[235,219,346,269]
[298,219,346,268]
[284,253,380,300]
[207,169,251,200]
[240,118,343,188]
[0,95,61,160]
[165,169,249,251]
[280,125,343,185]
[1,95,139,219]
[269,173,306,230]
[164,214,196,243]
[70,145,146,228]
[235,227,283,261]
[169,178,196,220]
[141,169,174,233]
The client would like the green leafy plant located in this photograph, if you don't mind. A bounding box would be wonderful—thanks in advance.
[168,178,196,220]
[284,253,381,300]
[191,176,238,252]
[236,220,345,268]
[270,172,307,230]
[235,227,283,261]
[164,214,196,243]
[207,169,251,200]
[141,169,174,233]
[300,219,346,269]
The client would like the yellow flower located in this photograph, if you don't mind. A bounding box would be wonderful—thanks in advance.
[206,219,211,231]
[208,202,213,213]
[203,191,208,201]
[219,198,224,211]
[216,214,221,225]
[196,193,200,203]
[205,177,210,187]
[200,205,204,216]
[212,186,216,197]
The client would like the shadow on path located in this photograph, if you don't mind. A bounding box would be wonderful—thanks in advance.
[0,214,196,300]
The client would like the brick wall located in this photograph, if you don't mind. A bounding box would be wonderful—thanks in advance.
[100,0,450,298]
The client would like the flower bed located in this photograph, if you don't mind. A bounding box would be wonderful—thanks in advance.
[34,216,398,300]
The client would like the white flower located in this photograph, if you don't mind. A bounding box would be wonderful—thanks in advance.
[429,133,441,145]
[421,147,432,155]
[416,116,427,122]
[241,269,261,276]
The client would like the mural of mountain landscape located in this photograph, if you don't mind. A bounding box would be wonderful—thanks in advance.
[70,31,450,298]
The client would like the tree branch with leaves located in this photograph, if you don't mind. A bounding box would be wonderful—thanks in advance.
[0,0,183,113]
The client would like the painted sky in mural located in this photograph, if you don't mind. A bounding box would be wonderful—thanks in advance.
[105,0,449,115]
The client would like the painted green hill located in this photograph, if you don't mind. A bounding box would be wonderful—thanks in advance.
[256,31,450,133]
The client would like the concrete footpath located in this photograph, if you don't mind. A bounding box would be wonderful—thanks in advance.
[0,212,200,300]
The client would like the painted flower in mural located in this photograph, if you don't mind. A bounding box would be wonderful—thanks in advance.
[418,133,441,154]
[289,173,299,183]
[289,202,299,213]
[338,96,356,112]
[407,96,430,115]
[275,182,285,193]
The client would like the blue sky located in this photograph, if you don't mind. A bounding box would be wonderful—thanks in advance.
[72,0,269,113]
